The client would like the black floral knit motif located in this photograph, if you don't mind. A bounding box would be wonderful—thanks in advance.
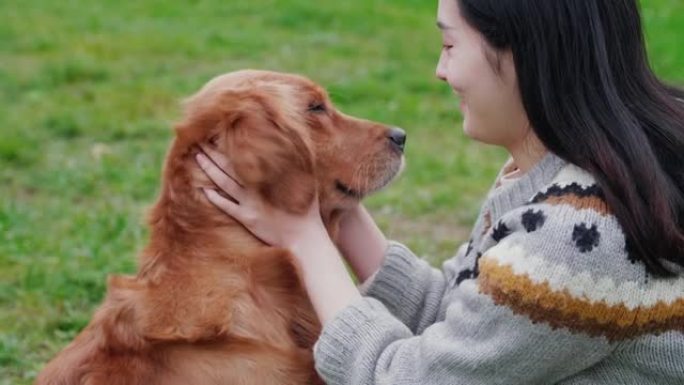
[492,221,512,242]
[521,209,546,232]
[572,223,600,253]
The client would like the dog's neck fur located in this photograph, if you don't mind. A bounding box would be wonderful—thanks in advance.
[136,143,343,279]
[137,147,264,277]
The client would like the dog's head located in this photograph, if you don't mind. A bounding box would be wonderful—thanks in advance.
[173,70,405,232]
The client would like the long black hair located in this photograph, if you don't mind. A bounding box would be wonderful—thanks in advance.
[457,0,684,276]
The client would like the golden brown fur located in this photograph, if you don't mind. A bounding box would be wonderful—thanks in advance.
[36,70,404,385]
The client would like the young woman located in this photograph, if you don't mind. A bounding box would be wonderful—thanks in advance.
[196,0,684,383]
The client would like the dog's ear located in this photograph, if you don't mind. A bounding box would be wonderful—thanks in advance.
[178,88,316,214]
[225,92,316,214]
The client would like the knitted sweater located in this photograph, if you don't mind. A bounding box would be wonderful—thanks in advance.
[313,153,684,385]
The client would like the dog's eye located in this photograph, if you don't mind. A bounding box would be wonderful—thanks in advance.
[307,102,327,113]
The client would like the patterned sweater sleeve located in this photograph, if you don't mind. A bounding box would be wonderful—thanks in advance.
[313,201,643,385]
[358,241,451,334]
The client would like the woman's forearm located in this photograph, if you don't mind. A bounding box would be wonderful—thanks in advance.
[335,205,388,282]
[290,233,362,325]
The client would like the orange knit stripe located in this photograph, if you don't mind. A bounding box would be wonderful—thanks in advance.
[539,194,612,216]
[479,257,684,341]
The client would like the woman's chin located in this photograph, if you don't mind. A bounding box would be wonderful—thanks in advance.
[462,120,494,144]
[462,119,478,139]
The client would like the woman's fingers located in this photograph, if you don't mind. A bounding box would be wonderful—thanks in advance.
[196,152,244,201]
[202,188,241,218]
[198,144,243,187]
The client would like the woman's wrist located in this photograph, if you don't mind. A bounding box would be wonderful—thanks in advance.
[336,205,388,282]
[288,227,362,324]
[287,221,331,261]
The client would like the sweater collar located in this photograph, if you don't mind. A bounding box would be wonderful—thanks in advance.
[486,152,567,223]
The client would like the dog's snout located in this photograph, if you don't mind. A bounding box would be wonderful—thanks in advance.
[387,127,406,152]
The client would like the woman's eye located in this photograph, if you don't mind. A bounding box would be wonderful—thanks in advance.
[308,102,327,113]
[442,44,453,50]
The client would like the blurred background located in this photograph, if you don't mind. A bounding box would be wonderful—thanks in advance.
[1,0,682,383]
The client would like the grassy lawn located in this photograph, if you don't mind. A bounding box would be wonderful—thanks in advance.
[1,0,682,382]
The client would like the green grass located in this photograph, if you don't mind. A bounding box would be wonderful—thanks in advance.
[1,0,682,382]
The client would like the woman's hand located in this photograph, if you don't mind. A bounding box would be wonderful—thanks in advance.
[195,144,328,252]
[195,144,362,324]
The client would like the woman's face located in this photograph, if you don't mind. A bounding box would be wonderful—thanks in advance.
[436,0,529,149]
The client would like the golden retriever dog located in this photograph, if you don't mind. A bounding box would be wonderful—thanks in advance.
[36,70,405,385]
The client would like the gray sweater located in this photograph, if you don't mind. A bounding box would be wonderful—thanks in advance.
[313,153,684,384]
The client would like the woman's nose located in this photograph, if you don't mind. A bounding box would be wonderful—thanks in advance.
[435,52,448,81]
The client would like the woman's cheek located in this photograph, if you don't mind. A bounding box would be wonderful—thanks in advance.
[462,101,499,144]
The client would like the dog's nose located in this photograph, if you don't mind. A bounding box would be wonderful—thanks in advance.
[387,127,407,152]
